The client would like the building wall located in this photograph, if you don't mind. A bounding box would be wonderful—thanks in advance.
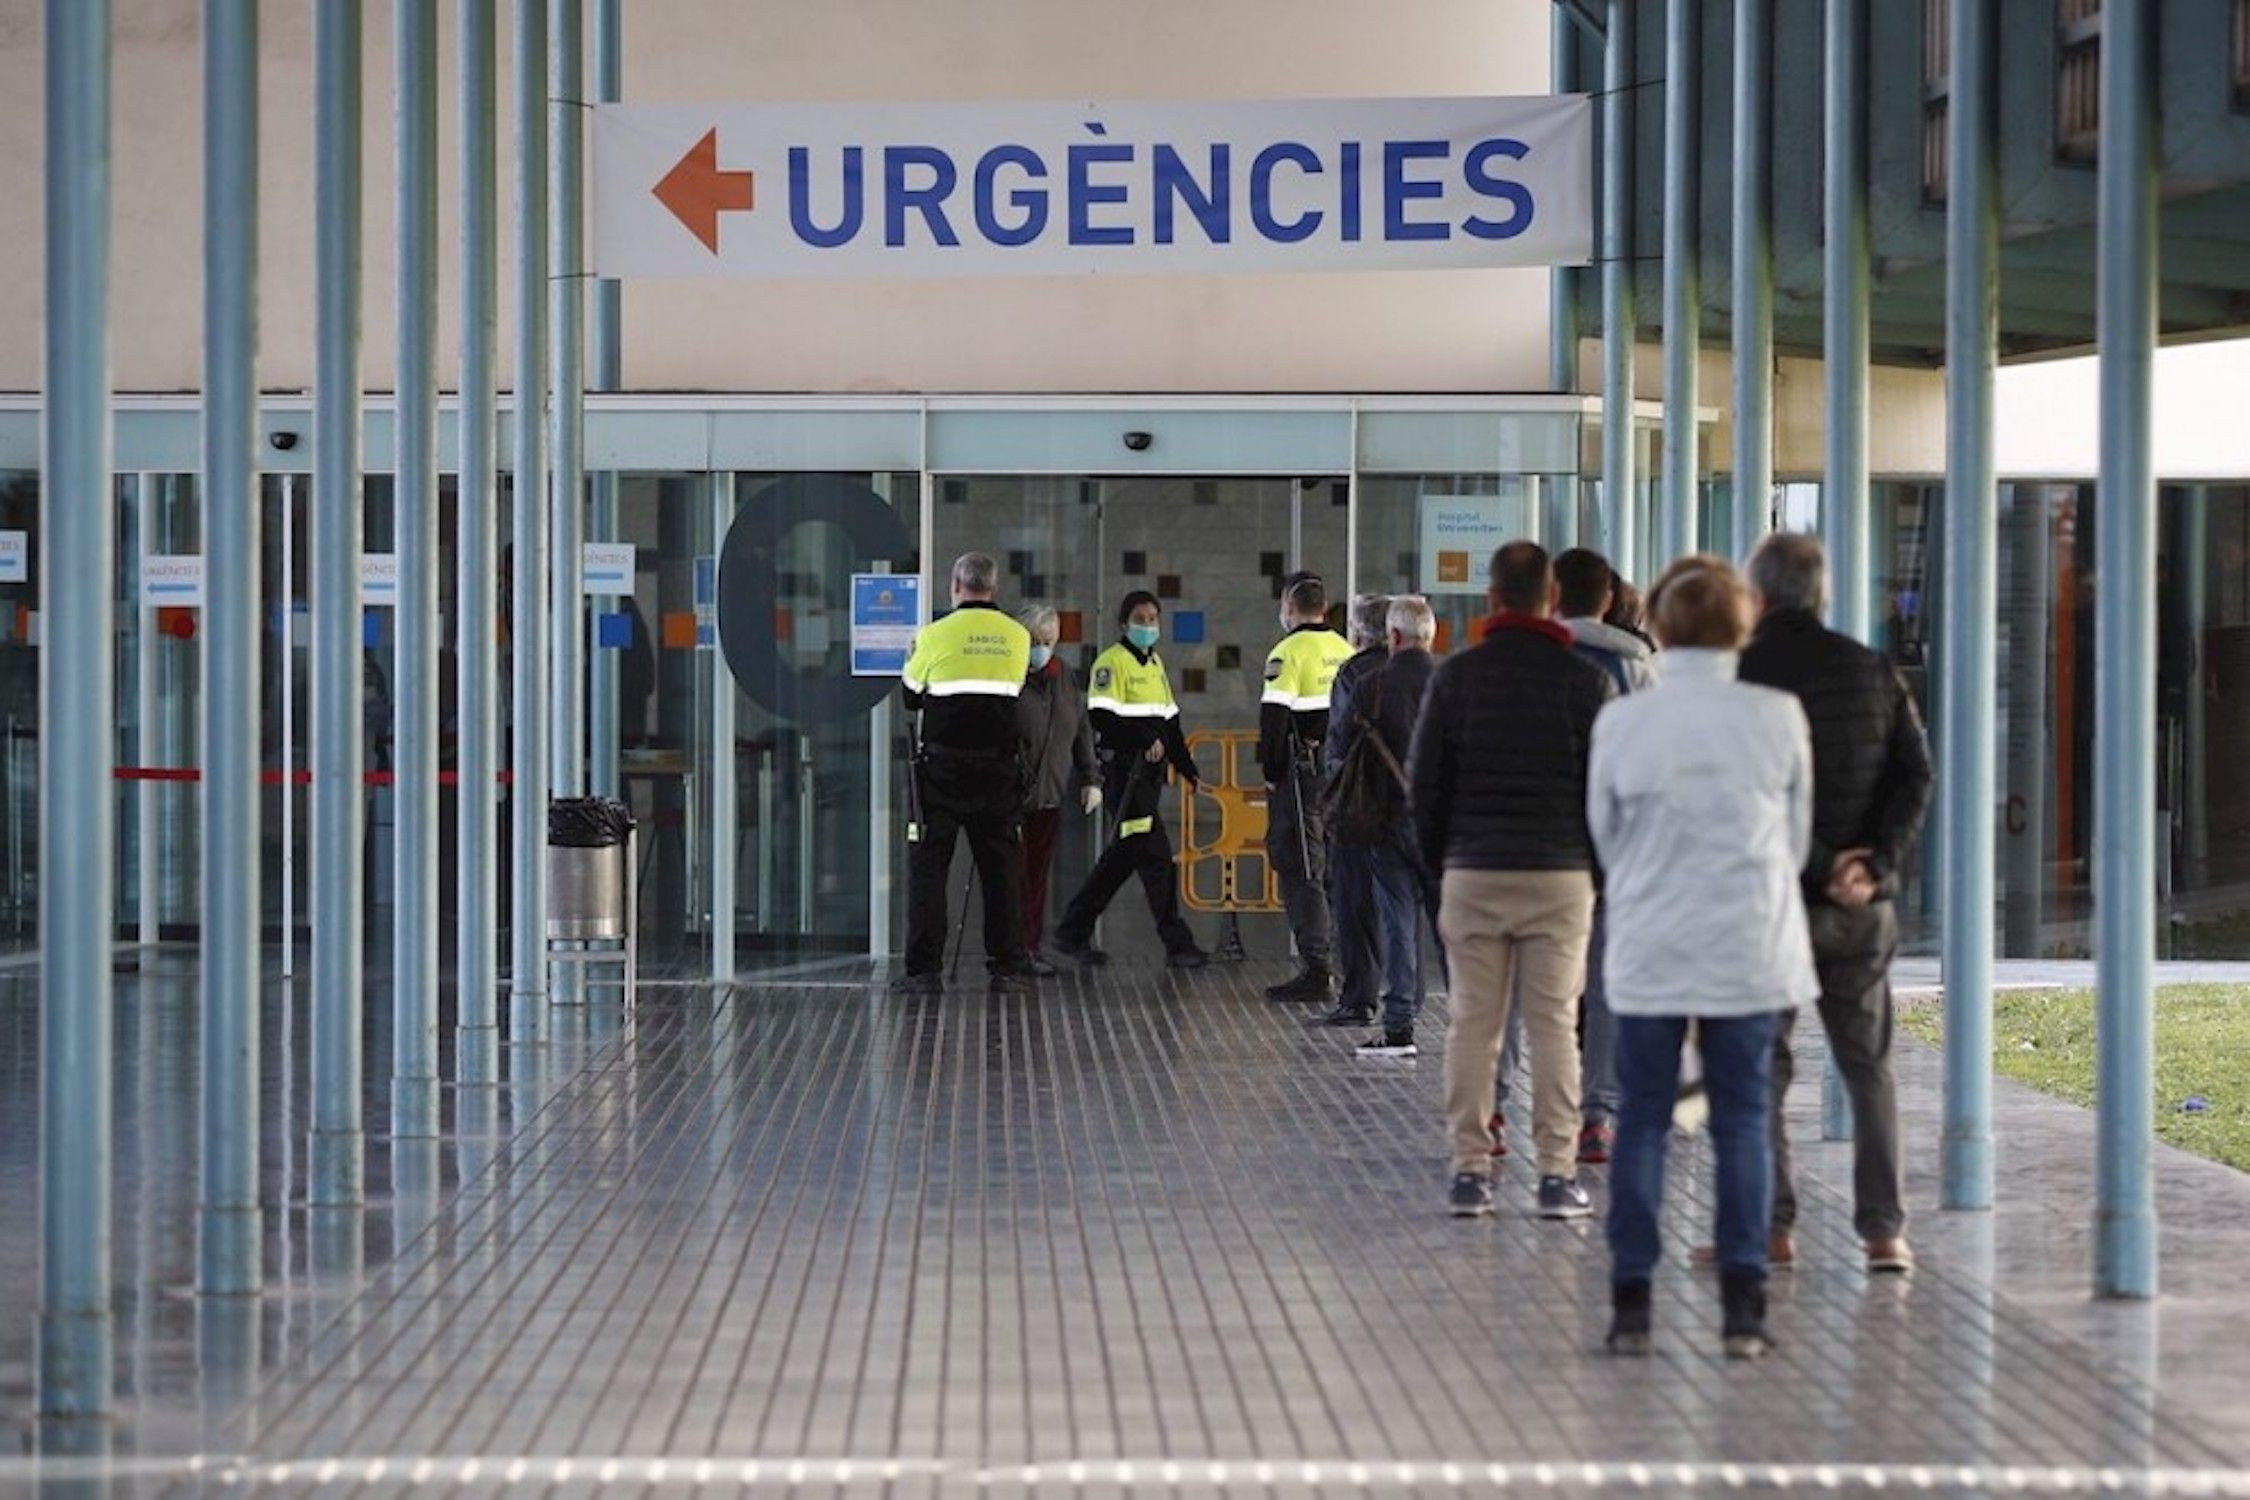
[0,0,1560,396]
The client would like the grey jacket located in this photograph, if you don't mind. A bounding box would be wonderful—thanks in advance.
[1015,660,1098,811]
[1566,616,1661,695]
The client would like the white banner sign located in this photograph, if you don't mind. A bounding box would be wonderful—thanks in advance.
[142,554,205,607]
[361,552,399,607]
[0,531,26,585]
[1417,491,1528,596]
[593,95,1592,280]
[582,542,637,596]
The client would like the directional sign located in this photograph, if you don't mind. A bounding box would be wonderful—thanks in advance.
[361,552,399,607]
[142,554,205,607]
[594,95,1593,280]
[583,542,637,596]
[0,531,26,585]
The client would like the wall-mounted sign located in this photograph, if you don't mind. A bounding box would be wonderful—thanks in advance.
[850,574,921,677]
[142,554,205,607]
[361,552,399,607]
[1416,491,1528,596]
[583,542,637,596]
[593,95,1593,280]
[0,531,27,584]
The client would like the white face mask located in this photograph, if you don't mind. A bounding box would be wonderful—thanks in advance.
[1028,643,1054,671]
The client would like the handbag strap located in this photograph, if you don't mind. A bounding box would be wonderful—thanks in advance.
[1351,672,1410,792]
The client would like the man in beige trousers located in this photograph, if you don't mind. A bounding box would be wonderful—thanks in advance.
[1404,541,1615,1219]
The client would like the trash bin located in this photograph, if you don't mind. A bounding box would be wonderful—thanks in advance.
[547,797,635,941]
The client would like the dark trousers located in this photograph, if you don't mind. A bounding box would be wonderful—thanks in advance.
[1609,1010,1783,1284]
[1770,901,1904,1241]
[1054,812,1199,957]
[1266,764,1331,971]
[1019,806,1063,954]
[1332,832,1424,1031]
[904,800,1026,977]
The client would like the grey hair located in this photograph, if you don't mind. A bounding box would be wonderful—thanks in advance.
[951,551,1000,596]
[1745,531,1829,616]
[1018,603,1060,638]
[1386,594,1437,645]
[1348,592,1392,649]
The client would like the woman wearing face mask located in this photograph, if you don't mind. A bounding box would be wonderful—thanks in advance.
[1014,605,1101,976]
[1049,592,1210,968]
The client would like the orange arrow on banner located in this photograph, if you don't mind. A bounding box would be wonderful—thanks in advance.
[653,128,754,253]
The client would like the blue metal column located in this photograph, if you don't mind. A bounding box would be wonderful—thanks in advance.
[1658,0,1698,569]
[456,0,500,1084]
[1547,11,1581,552]
[549,0,588,1005]
[38,0,114,1419]
[511,0,552,1008]
[1940,0,1997,1213]
[310,0,366,1210]
[1731,0,1774,562]
[551,0,587,819]
[198,0,262,1297]
[2094,0,2159,1300]
[391,0,441,1141]
[588,0,622,799]
[1819,0,1872,1144]
[1599,0,1634,570]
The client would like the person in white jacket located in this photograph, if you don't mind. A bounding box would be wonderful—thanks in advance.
[1586,555,1818,1362]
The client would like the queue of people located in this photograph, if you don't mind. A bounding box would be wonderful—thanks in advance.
[895,531,1931,1359]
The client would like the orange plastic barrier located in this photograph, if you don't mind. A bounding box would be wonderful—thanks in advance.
[1177,730,1281,914]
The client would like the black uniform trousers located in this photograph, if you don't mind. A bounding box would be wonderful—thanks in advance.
[904,756,1028,978]
[1054,757,1200,957]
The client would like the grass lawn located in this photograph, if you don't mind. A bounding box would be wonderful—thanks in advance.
[1900,985,2250,1173]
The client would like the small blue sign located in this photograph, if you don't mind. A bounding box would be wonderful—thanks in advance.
[850,573,921,677]
[1171,610,1207,645]
[596,610,634,649]
[693,555,717,648]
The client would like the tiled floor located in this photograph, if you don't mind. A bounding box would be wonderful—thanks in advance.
[3,952,2248,1496]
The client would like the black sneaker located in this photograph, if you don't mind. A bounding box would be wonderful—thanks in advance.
[1263,968,1333,1003]
[1606,1279,1653,1356]
[987,962,1039,995]
[1313,1003,1377,1028]
[1051,935,1109,967]
[1720,1269,1773,1359]
[1536,1175,1594,1220]
[1448,1172,1495,1218]
[1166,948,1209,970]
[1356,1029,1418,1058]
[888,971,943,997]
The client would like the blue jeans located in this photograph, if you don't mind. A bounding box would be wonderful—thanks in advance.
[1333,833,1425,1031]
[1497,903,1618,1124]
[1606,1010,1784,1285]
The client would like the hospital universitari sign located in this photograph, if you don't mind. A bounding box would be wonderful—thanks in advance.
[591,96,1593,279]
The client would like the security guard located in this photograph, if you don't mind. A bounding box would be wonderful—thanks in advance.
[1261,571,1355,1002]
[897,552,1036,994]
[1050,591,1209,968]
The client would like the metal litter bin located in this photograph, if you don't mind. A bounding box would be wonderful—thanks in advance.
[545,797,638,1004]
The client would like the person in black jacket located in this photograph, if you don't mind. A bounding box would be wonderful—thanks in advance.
[1738,532,1935,1274]
[1327,595,1440,1056]
[1409,541,1615,1221]
[1316,592,1393,1029]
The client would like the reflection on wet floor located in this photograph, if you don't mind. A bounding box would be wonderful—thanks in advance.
[0,950,2246,1496]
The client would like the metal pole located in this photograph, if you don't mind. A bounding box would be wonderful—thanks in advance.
[456,0,500,1084]
[1599,0,1634,570]
[1659,0,1697,570]
[1549,10,1583,554]
[198,0,262,1296]
[281,474,296,976]
[588,0,621,799]
[1940,0,1997,1214]
[136,474,159,944]
[511,0,552,1007]
[2094,0,2159,1300]
[309,0,365,1211]
[391,0,440,1141]
[2004,487,2052,958]
[1732,0,1774,563]
[39,0,114,1419]
[1820,0,1873,1144]
[550,0,586,809]
[710,474,736,981]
